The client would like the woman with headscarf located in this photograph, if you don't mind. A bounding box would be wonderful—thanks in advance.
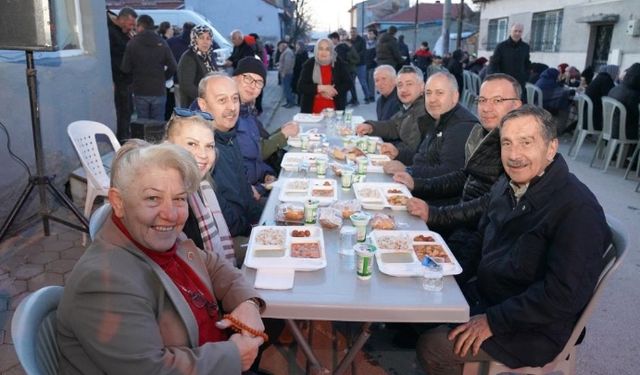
[584,64,619,130]
[536,67,573,133]
[297,38,352,114]
[177,25,218,107]
[56,140,266,374]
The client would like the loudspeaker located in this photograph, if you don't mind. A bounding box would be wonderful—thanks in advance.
[130,119,166,143]
[0,0,57,51]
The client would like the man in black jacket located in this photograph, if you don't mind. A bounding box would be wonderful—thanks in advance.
[396,74,522,236]
[225,30,256,69]
[488,23,530,101]
[416,105,611,374]
[373,65,401,121]
[350,27,371,103]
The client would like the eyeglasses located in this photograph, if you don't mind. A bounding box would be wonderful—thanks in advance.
[474,96,520,105]
[177,284,219,318]
[173,108,214,121]
[241,74,265,89]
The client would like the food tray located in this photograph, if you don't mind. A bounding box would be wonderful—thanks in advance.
[278,178,338,205]
[280,153,328,172]
[244,226,327,271]
[293,113,324,123]
[366,154,391,173]
[370,230,462,277]
[352,182,412,210]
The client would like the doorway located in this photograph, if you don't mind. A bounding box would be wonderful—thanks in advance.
[591,24,613,70]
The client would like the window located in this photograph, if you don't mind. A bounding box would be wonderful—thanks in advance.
[487,17,508,50]
[530,10,563,52]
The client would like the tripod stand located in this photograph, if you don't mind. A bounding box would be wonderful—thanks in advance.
[0,51,89,242]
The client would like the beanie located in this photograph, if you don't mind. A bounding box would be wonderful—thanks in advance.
[233,56,266,83]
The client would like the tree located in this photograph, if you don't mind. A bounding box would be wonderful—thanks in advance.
[290,0,313,43]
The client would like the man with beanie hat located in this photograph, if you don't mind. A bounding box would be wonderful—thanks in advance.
[232,57,299,199]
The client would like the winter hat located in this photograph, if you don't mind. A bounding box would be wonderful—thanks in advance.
[598,64,619,81]
[233,56,266,83]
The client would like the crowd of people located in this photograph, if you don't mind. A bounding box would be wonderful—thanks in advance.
[54,8,633,375]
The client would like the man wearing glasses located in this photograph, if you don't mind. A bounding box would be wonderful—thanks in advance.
[355,65,426,164]
[393,74,522,270]
[232,57,299,199]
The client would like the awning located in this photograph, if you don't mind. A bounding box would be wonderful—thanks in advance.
[576,14,619,24]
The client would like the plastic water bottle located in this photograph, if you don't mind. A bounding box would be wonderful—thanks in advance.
[422,256,443,292]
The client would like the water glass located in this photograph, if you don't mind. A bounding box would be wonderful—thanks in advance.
[422,256,443,292]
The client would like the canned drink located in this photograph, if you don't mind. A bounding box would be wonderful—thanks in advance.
[354,243,376,280]
[367,137,378,154]
[304,199,319,224]
[316,158,327,176]
[356,156,368,175]
[341,168,354,189]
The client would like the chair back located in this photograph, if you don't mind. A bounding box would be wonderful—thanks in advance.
[11,286,64,375]
[89,203,112,240]
[470,72,481,94]
[463,70,472,93]
[525,83,543,108]
[67,121,121,191]
[601,96,627,141]
[576,94,595,132]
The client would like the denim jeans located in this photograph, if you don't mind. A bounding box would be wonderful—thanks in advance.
[134,95,166,121]
[366,67,376,99]
[281,73,296,106]
[355,64,370,100]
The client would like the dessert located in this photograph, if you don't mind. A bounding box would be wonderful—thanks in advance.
[291,242,322,258]
[332,200,361,219]
[371,213,396,230]
[413,244,451,263]
[291,229,311,237]
[413,234,435,242]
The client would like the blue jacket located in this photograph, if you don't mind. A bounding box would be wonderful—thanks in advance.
[375,88,401,121]
[236,104,275,190]
[211,128,262,237]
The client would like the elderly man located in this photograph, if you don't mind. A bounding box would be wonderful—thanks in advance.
[373,64,401,121]
[355,65,426,165]
[225,29,256,69]
[197,74,262,249]
[395,74,521,238]
[417,105,611,374]
[232,57,299,198]
[383,71,477,178]
[489,23,530,100]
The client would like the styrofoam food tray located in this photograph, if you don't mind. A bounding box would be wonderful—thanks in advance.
[352,182,412,210]
[278,178,338,205]
[281,153,328,172]
[370,230,462,277]
[244,226,327,271]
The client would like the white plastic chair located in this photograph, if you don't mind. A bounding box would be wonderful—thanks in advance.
[470,71,481,95]
[89,203,112,241]
[67,121,121,244]
[623,104,640,181]
[463,215,628,375]
[568,94,600,159]
[11,285,64,375]
[590,97,638,172]
[525,83,543,108]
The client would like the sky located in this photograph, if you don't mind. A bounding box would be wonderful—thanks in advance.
[306,0,478,33]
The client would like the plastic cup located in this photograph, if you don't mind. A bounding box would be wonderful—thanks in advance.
[316,158,327,176]
[339,226,357,255]
[354,243,376,280]
[304,199,319,224]
[350,212,371,242]
[367,137,378,154]
[356,156,368,175]
[422,256,444,292]
[300,135,309,151]
[341,168,354,189]
[356,137,368,151]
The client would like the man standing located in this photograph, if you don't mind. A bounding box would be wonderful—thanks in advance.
[373,65,401,121]
[225,30,256,69]
[489,23,530,100]
[107,7,137,142]
[416,105,611,374]
[330,32,360,106]
[121,15,177,121]
[355,65,425,165]
[278,42,296,108]
[350,27,371,103]
[376,26,404,70]
[364,28,378,102]
[381,71,476,174]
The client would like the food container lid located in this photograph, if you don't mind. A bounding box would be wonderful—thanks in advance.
[340,225,356,234]
[353,243,376,255]
[350,212,371,223]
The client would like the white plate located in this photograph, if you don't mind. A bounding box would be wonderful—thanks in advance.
[370,230,462,277]
[279,178,338,205]
[245,226,327,271]
[293,113,324,123]
[281,153,328,172]
[352,182,412,210]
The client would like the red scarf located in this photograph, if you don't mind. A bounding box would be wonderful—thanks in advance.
[112,215,228,345]
[312,64,336,114]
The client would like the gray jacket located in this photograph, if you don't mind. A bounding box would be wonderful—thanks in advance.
[278,48,295,76]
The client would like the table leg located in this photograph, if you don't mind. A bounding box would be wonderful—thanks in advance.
[285,319,330,374]
[333,322,373,375]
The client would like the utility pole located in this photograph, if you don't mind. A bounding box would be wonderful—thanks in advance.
[456,0,464,49]
[413,0,419,53]
[442,0,451,54]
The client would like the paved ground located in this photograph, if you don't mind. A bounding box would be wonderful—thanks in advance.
[1,71,639,374]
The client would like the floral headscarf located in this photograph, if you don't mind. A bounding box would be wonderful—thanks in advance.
[190,25,215,73]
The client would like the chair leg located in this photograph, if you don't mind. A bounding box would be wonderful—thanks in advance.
[615,144,628,169]
[602,141,618,173]
[624,146,639,179]
[83,187,98,246]
[568,130,579,157]
[590,136,604,167]
[571,131,589,160]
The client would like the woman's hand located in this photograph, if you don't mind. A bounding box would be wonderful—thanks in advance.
[218,300,265,335]
[317,84,338,99]
[229,333,263,371]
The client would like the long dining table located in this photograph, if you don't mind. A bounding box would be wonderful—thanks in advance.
[241,115,470,374]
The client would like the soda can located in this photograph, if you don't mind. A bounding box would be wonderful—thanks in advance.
[354,243,376,280]
[304,199,319,224]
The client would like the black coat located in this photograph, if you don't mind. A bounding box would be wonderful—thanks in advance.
[228,41,256,69]
[413,125,502,232]
[461,155,610,368]
[489,37,531,91]
[211,128,263,237]
[107,13,132,84]
[607,62,640,140]
[375,32,403,69]
[297,58,353,114]
[121,30,177,96]
[410,104,478,179]
[375,89,401,121]
[351,35,367,66]
[292,50,309,94]
[584,73,615,131]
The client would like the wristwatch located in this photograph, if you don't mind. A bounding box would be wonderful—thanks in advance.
[245,297,266,314]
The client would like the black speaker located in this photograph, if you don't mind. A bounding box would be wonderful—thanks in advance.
[0,0,57,51]
[130,119,166,143]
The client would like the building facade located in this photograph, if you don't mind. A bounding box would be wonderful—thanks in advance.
[475,0,640,71]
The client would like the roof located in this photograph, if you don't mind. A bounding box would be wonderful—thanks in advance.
[380,2,472,23]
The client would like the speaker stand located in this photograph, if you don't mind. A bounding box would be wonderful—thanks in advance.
[0,51,89,242]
